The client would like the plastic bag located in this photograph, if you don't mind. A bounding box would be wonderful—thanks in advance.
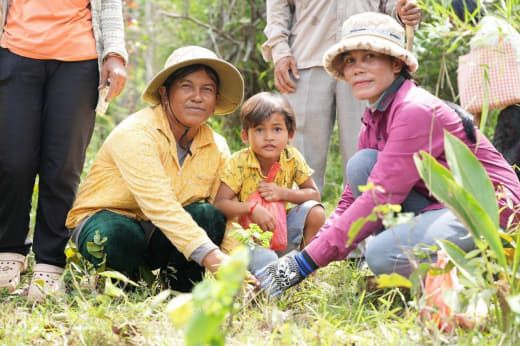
[238,162,287,251]
[421,250,460,332]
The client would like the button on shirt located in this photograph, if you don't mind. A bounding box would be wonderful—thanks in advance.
[66,105,231,260]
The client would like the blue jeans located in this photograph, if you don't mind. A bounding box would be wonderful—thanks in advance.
[348,149,475,277]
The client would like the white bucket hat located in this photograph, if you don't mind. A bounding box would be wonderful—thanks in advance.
[323,12,419,82]
[142,46,244,115]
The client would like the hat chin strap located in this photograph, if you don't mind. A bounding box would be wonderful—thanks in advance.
[164,99,192,154]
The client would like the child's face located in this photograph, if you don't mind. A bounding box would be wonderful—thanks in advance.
[242,112,293,163]
[342,50,403,103]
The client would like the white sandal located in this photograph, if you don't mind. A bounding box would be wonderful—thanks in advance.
[28,263,65,302]
[0,252,28,292]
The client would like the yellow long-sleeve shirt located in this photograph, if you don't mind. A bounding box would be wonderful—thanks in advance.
[66,105,233,259]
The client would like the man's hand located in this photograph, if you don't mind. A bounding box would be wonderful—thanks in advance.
[397,0,421,26]
[99,55,127,102]
[274,56,299,94]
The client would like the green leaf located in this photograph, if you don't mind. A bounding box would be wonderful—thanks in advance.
[346,213,376,248]
[104,278,126,298]
[438,240,483,287]
[99,271,138,286]
[443,131,499,227]
[166,293,194,328]
[185,311,223,346]
[413,151,507,269]
[86,242,104,259]
[375,273,412,288]
[216,246,248,291]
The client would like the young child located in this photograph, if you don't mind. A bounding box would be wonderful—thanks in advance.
[215,92,326,271]
[255,12,520,297]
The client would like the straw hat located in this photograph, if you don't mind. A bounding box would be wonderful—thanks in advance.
[142,46,244,115]
[323,12,419,81]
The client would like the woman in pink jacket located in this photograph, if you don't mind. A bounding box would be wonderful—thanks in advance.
[256,12,520,297]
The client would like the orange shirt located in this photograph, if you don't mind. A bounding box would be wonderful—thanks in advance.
[0,0,97,61]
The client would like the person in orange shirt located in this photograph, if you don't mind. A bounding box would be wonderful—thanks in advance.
[0,0,127,301]
[66,46,250,293]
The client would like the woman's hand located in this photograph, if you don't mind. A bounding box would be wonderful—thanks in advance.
[99,55,127,102]
[258,181,287,202]
[250,204,277,232]
[201,249,260,288]
[202,249,227,274]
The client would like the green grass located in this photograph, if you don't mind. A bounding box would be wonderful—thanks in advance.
[1,253,512,345]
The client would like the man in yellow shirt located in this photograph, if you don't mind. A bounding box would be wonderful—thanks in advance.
[66,46,244,292]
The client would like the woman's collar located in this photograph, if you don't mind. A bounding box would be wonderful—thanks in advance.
[373,75,406,112]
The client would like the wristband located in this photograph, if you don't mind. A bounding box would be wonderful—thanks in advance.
[104,54,126,67]
[249,202,259,215]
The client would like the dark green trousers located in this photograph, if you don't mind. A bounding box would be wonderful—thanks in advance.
[77,203,226,292]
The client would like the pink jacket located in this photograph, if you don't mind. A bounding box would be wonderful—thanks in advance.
[306,80,520,266]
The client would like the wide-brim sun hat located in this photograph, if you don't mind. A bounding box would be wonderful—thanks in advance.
[323,12,419,82]
[142,46,244,115]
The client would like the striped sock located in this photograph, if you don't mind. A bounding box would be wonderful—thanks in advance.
[294,250,318,277]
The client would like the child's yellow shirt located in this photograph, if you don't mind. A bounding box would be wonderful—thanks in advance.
[221,146,313,204]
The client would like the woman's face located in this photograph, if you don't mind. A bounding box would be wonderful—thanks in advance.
[161,69,218,130]
[342,50,403,103]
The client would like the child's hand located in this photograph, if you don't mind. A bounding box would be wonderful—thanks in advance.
[258,181,286,202]
[251,204,277,232]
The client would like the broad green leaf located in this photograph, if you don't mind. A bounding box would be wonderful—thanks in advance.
[375,273,412,288]
[438,240,483,287]
[513,232,520,282]
[414,152,507,269]
[99,271,138,286]
[166,293,194,328]
[216,246,248,290]
[443,131,498,227]
[185,311,223,346]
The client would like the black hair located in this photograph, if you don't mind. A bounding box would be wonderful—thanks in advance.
[443,100,477,143]
[240,92,295,135]
[163,64,220,94]
[451,0,485,25]
[399,66,414,80]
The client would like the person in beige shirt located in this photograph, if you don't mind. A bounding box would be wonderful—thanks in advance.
[66,46,246,292]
